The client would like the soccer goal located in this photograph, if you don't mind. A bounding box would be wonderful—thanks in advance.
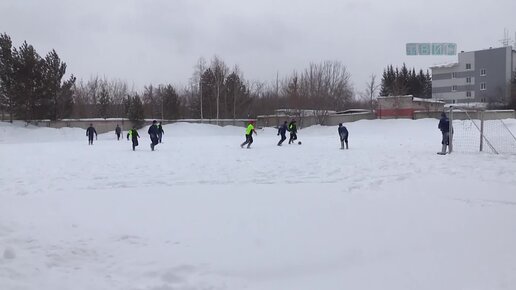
[449,107,516,154]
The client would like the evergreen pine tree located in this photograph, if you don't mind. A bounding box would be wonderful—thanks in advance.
[0,33,15,122]
[380,68,389,96]
[57,75,75,119]
[42,49,67,120]
[13,41,45,121]
[399,63,409,93]
[224,72,250,119]
[407,68,421,97]
[200,68,216,118]
[415,69,426,98]
[128,94,144,127]
[161,84,180,120]
[424,70,432,98]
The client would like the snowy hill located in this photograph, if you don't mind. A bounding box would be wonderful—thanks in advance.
[1,119,516,290]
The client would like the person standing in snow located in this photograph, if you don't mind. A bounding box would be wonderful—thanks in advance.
[115,124,122,140]
[438,112,452,155]
[338,123,349,150]
[127,126,140,151]
[288,120,298,144]
[277,121,288,146]
[157,122,164,143]
[148,120,160,151]
[240,121,257,149]
[86,123,97,145]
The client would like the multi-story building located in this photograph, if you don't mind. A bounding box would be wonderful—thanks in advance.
[431,46,516,104]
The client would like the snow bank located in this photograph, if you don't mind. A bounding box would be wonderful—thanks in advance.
[0,121,86,144]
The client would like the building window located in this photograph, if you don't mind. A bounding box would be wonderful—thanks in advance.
[480,82,487,90]
[480,69,486,76]
[466,77,471,83]
[452,85,457,91]
[466,91,472,97]
[466,63,472,70]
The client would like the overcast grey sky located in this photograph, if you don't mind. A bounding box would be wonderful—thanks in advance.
[1,0,515,92]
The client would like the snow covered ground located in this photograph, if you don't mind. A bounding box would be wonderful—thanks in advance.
[1,119,516,290]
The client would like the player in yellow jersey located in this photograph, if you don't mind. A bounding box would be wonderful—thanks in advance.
[240,121,257,149]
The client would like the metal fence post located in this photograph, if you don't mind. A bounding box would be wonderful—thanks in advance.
[448,107,453,153]
[479,110,484,152]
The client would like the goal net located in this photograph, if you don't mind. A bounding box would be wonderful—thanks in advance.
[449,107,516,154]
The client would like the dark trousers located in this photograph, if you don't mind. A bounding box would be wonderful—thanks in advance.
[150,134,159,150]
[441,132,450,145]
[241,134,253,148]
[278,134,286,146]
[132,138,139,151]
[340,134,348,149]
[88,137,94,145]
[116,133,121,140]
[289,132,297,144]
[340,137,348,149]
[158,133,163,143]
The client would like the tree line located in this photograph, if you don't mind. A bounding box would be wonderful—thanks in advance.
[380,64,432,98]
[1,32,373,124]
[0,33,75,122]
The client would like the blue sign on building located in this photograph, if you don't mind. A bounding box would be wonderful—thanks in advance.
[406,43,457,56]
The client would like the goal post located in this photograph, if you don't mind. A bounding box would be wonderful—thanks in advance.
[448,107,453,153]
[448,107,516,154]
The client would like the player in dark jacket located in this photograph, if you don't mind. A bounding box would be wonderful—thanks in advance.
[338,123,349,149]
[115,124,122,140]
[127,127,140,151]
[148,120,160,151]
[438,112,452,154]
[277,121,288,146]
[157,122,164,143]
[86,124,97,145]
[288,120,298,144]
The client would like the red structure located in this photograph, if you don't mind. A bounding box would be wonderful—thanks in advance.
[377,95,444,119]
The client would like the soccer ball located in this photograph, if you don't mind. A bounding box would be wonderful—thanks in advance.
[298,141,302,145]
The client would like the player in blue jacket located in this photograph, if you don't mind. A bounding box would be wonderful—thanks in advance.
[148,120,160,151]
[438,112,452,154]
[86,124,97,145]
[277,121,288,146]
[338,123,348,149]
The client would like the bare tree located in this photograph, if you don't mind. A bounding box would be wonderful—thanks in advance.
[109,79,129,118]
[143,84,161,119]
[282,72,300,110]
[232,65,241,120]
[297,61,353,111]
[211,56,228,122]
[364,74,380,111]
[191,57,206,120]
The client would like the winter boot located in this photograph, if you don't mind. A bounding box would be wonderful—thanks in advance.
[438,144,447,155]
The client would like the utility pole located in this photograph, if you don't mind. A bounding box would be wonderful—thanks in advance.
[200,79,203,122]
[276,71,279,112]
[233,77,237,122]
[197,58,205,123]
[161,88,164,121]
[216,82,220,125]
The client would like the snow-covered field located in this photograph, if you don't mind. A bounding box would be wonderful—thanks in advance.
[1,119,516,290]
